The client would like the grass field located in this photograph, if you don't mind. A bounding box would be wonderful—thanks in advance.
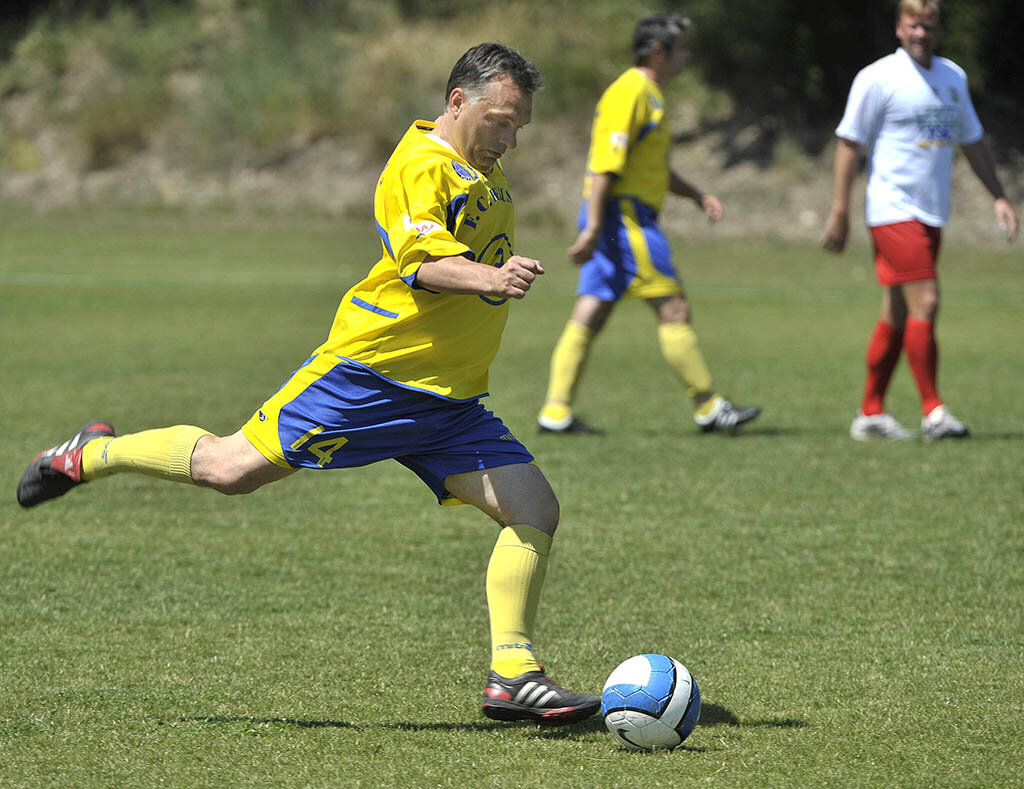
[1,208,1022,787]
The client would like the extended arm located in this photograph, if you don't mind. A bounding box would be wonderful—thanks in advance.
[669,169,723,222]
[821,138,863,254]
[415,254,544,300]
[961,140,1018,243]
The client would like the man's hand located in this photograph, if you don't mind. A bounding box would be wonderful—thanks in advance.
[821,208,850,254]
[488,255,545,299]
[700,194,724,223]
[994,197,1019,243]
[568,226,601,265]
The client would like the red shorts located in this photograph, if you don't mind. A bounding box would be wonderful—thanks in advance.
[869,220,942,286]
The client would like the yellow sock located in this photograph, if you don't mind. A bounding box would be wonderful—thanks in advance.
[694,394,723,420]
[81,425,212,483]
[539,321,594,423]
[486,524,552,678]
[658,321,713,402]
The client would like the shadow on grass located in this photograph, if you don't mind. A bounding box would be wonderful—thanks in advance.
[183,716,352,729]
[700,702,807,729]
[967,430,1024,441]
[180,703,806,735]
[181,716,590,734]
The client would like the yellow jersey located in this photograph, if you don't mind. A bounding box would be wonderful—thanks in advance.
[314,121,517,401]
[583,68,671,212]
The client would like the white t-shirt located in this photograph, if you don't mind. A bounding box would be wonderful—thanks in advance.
[836,47,983,227]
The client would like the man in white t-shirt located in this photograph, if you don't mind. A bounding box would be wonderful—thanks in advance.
[822,0,1018,442]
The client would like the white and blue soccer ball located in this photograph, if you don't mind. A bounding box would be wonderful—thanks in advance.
[601,653,701,751]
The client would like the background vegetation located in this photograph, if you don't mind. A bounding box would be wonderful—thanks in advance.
[1,0,1021,217]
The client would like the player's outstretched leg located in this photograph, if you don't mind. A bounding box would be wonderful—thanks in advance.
[17,422,222,508]
[16,420,116,508]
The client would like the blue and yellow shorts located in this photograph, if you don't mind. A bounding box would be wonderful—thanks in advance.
[576,196,684,301]
[242,354,534,504]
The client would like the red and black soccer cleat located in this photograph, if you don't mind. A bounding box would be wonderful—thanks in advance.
[482,669,600,726]
[16,420,115,508]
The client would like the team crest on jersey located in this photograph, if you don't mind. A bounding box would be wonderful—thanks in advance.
[403,213,442,237]
[452,161,479,182]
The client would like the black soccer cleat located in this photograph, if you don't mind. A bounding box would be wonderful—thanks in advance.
[482,669,600,726]
[16,420,116,508]
[696,398,761,434]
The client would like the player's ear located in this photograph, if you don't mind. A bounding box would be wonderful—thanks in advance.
[448,87,467,117]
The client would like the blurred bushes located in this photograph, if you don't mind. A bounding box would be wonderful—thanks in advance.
[0,0,1021,178]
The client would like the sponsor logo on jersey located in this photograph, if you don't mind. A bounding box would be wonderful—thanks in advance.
[402,213,443,237]
[452,160,479,181]
[610,131,629,150]
[915,106,958,146]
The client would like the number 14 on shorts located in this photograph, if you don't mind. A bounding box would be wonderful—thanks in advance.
[289,425,349,467]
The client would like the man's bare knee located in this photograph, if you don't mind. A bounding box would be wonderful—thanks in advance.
[191,432,292,495]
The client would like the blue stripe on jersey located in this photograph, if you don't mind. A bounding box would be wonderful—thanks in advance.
[447,194,470,234]
[375,219,395,258]
[337,356,488,402]
[636,121,657,142]
[351,296,399,318]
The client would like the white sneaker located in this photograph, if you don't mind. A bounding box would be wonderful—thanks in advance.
[921,405,970,442]
[849,411,915,441]
[695,396,761,433]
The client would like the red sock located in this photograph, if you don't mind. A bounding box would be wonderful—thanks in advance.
[861,320,903,416]
[904,318,942,415]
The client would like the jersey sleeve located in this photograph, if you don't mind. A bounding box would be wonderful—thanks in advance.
[835,66,885,145]
[587,80,645,176]
[957,81,984,145]
[376,156,472,285]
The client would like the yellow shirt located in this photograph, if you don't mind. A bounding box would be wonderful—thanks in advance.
[583,68,671,212]
[315,121,517,401]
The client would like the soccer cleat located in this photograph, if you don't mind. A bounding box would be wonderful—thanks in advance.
[695,397,761,434]
[850,411,915,441]
[16,420,116,508]
[537,413,603,435]
[482,669,600,726]
[921,405,970,442]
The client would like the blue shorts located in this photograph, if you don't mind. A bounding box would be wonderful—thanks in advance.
[576,197,683,301]
[242,355,534,505]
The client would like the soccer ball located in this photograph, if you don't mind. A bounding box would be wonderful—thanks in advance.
[601,653,701,751]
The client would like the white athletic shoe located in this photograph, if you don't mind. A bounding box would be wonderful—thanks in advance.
[921,405,970,442]
[695,396,761,434]
[849,411,915,441]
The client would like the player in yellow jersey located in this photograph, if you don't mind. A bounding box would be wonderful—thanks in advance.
[537,14,761,435]
[17,44,599,727]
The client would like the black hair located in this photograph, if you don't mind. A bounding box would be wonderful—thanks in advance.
[632,14,690,65]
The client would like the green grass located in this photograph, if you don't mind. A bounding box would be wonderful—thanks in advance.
[1,208,1022,787]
